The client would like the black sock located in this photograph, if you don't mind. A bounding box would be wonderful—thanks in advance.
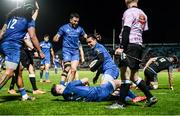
[136,79,153,100]
[117,80,131,105]
[9,76,16,90]
[29,77,38,91]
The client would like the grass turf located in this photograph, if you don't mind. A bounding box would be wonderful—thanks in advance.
[0,70,180,115]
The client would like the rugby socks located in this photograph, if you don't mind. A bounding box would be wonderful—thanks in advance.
[127,90,136,99]
[19,88,28,99]
[45,71,49,80]
[135,78,153,100]
[9,76,16,90]
[40,70,43,79]
[117,80,131,104]
[55,68,58,74]
[29,74,38,91]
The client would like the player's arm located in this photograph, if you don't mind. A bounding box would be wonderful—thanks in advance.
[79,43,85,63]
[83,33,87,39]
[80,78,89,85]
[93,68,101,84]
[168,66,174,90]
[28,27,44,59]
[51,48,55,61]
[121,26,131,51]
[0,24,7,40]
[144,57,158,70]
[89,53,104,72]
[32,1,39,20]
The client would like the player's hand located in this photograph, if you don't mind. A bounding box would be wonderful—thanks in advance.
[53,35,59,42]
[93,77,98,84]
[35,1,39,10]
[81,58,85,64]
[115,48,124,55]
[39,52,45,59]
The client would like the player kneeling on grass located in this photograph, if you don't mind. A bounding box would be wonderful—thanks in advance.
[144,55,179,90]
[86,34,146,102]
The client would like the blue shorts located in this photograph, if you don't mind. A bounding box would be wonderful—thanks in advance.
[62,47,79,62]
[104,67,119,79]
[0,42,21,64]
[86,82,114,101]
[40,58,51,65]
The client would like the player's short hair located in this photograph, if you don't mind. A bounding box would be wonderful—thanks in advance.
[171,55,179,64]
[44,34,49,38]
[87,34,97,40]
[70,13,80,19]
[51,84,61,96]
[126,0,138,5]
[7,4,35,21]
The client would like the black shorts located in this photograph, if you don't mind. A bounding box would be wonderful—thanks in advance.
[20,48,34,68]
[125,43,143,69]
[144,67,158,85]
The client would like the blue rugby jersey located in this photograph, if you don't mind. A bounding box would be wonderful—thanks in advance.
[57,23,85,49]
[3,17,35,46]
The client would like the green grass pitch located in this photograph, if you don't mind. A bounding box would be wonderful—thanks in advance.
[0,70,180,115]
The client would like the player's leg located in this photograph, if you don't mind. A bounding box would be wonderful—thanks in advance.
[39,63,45,82]
[54,62,58,74]
[28,64,45,94]
[60,49,72,85]
[60,61,71,85]
[0,44,20,89]
[127,44,157,107]
[68,60,79,82]
[45,63,51,82]
[16,64,35,101]
[8,74,17,94]
[144,67,158,89]
[68,49,80,82]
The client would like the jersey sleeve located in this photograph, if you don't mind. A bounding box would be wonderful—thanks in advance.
[123,11,134,27]
[80,27,85,37]
[28,20,35,28]
[57,26,64,36]
[94,48,103,56]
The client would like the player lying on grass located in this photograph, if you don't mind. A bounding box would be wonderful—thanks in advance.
[51,78,146,102]
[144,55,179,90]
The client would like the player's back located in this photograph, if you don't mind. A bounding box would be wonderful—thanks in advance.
[3,17,32,44]
[150,57,173,72]
[122,7,148,45]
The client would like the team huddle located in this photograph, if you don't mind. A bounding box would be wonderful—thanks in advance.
[0,0,179,110]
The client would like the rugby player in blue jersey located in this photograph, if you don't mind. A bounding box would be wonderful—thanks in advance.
[40,34,55,83]
[86,34,120,84]
[51,78,121,102]
[53,13,87,85]
[8,1,45,95]
[0,2,44,100]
